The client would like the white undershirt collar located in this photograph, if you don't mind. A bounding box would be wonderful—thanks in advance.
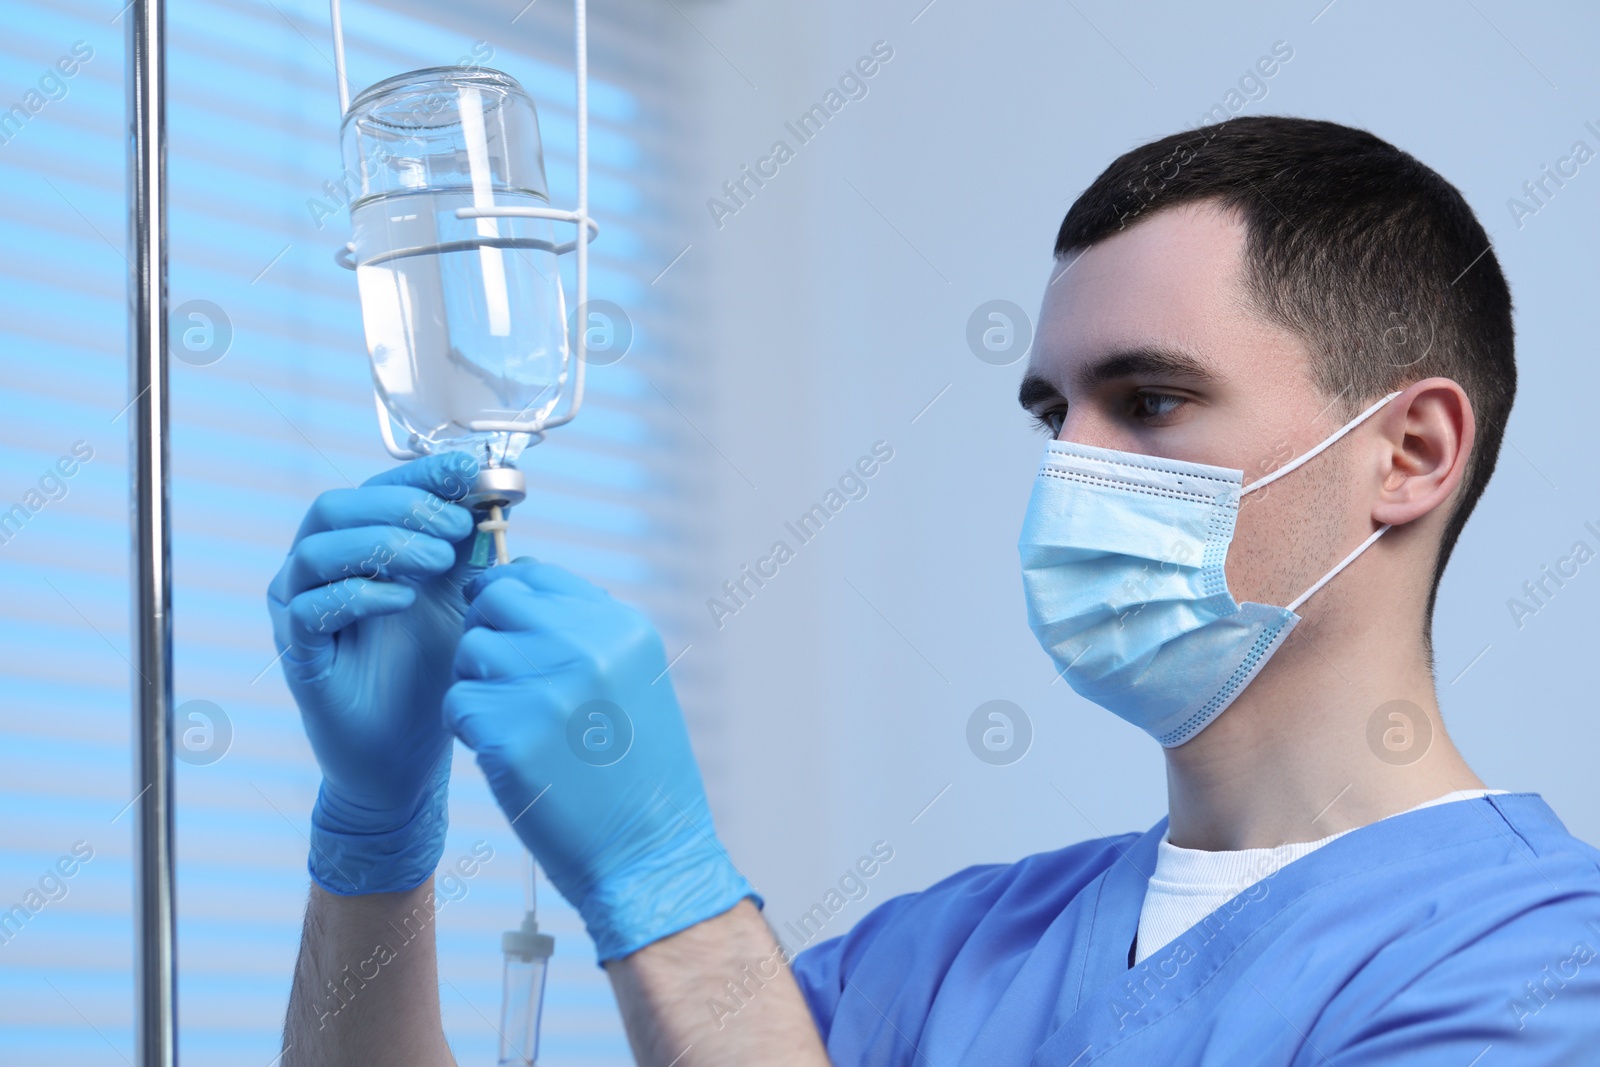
[1132,789,1508,964]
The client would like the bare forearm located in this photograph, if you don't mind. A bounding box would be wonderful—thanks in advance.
[283,878,456,1067]
[605,898,830,1066]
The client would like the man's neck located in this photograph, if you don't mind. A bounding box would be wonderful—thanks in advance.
[1161,611,1485,852]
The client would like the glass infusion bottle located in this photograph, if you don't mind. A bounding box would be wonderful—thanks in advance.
[340,67,570,503]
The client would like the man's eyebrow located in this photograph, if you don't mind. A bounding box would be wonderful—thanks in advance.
[1017,372,1062,409]
[1017,345,1221,410]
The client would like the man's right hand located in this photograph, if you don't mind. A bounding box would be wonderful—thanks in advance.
[266,453,485,896]
[445,560,760,965]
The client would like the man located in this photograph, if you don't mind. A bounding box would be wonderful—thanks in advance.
[270,116,1600,1065]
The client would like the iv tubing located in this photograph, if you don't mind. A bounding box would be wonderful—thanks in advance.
[481,505,511,566]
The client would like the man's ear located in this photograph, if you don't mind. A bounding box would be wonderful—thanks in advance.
[1371,377,1475,528]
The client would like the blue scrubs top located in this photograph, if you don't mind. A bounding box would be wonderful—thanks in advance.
[791,794,1600,1065]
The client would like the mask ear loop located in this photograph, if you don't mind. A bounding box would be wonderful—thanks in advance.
[1241,390,1403,497]
[1286,522,1391,612]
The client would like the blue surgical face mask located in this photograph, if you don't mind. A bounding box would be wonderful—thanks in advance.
[1017,390,1401,747]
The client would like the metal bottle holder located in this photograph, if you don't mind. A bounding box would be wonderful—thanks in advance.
[328,0,599,513]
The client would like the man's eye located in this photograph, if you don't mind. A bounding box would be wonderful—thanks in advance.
[1032,409,1066,436]
[1130,392,1184,422]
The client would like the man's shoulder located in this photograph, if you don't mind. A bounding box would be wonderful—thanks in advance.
[1486,792,1600,865]
[790,828,1144,979]
[1406,792,1600,898]
[903,829,1146,915]
[1286,796,1600,1059]
[1288,793,1600,926]
[1261,793,1600,993]
[1420,792,1600,929]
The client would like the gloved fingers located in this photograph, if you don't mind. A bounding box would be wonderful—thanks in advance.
[284,526,460,599]
[467,571,667,672]
[452,623,567,683]
[465,557,607,606]
[443,678,525,752]
[283,576,418,648]
[361,452,480,496]
[293,485,475,543]
[463,573,563,634]
[463,562,615,632]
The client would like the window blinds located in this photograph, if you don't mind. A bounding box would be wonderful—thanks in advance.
[0,0,702,1062]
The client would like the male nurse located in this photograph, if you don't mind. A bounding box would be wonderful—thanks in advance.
[272,116,1600,1065]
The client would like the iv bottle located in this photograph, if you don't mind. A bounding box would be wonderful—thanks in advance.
[341,67,569,472]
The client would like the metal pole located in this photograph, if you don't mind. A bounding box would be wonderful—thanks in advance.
[129,0,178,1062]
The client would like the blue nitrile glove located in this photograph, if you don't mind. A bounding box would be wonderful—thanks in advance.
[266,453,486,895]
[444,559,760,964]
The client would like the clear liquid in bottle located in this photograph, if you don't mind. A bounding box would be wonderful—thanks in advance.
[352,187,569,466]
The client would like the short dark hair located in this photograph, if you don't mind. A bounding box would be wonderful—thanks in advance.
[1055,115,1516,627]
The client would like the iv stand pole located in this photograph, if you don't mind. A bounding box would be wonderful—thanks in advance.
[129,0,179,1062]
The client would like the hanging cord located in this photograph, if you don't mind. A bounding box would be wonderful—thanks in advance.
[329,0,350,117]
